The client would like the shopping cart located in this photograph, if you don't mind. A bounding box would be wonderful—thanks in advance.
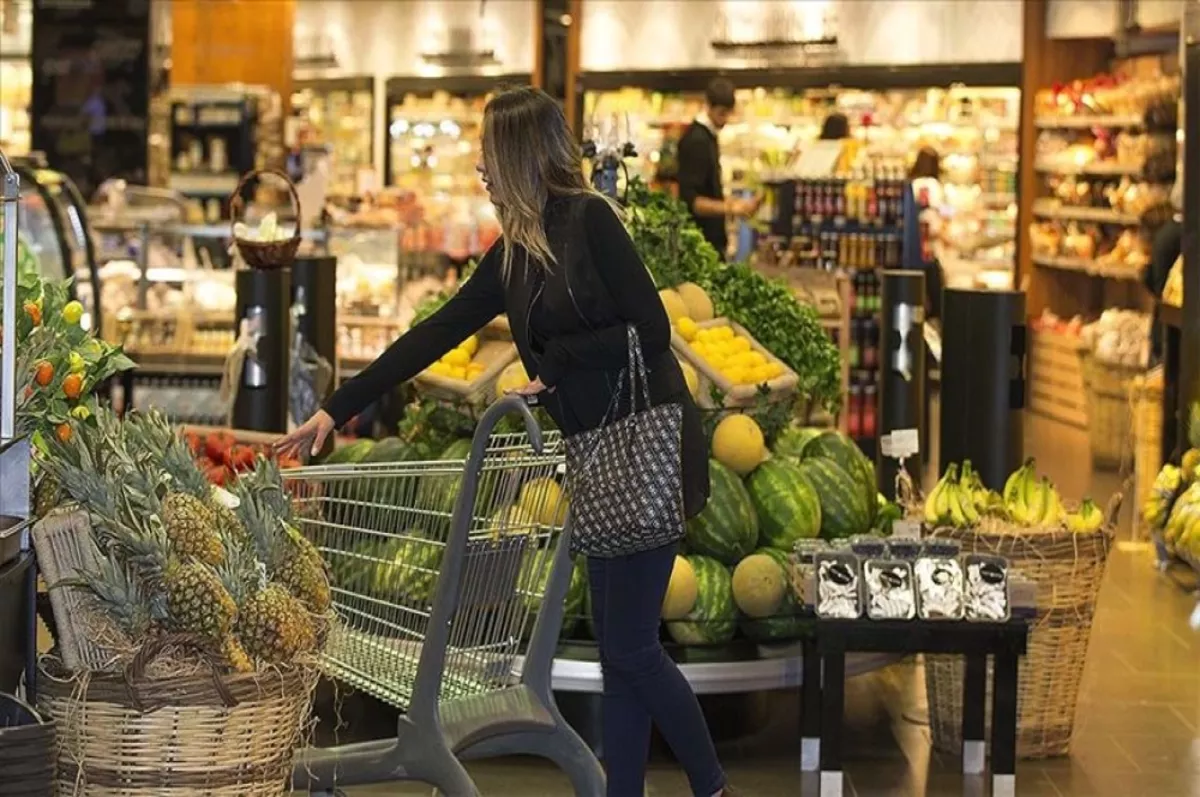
[290,396,604,796]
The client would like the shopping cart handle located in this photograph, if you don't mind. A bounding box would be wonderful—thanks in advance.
[478,394,545,455]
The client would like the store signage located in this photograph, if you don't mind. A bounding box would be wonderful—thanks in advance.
[30,0,150,199]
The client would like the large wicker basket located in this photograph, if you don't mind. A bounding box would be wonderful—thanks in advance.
[1130,368,1164,539]
[924,513,1114,759]
[1079,352,1144,471]
[38,655,316,796]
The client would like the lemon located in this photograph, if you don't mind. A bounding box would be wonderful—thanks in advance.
[713,326,734,342]
[466,362,486,380]
[676,316,698,341]
[461,334,480,357]
[743,351,767,367]
[691,342,709,359]
[751,365,775,384]
[695,328,714,344]
[728,337,751,354]
[724,366,748,385]
[446,366,468,381]
[443,348,471,367]
[427,361,450,377]
[765,362,784,379]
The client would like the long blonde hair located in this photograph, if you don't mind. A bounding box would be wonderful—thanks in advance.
[482,86,618,275]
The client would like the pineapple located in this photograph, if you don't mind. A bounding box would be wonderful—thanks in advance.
[237,582,315,663]
[272,533,332,613]
[68,551,162,641]
[160,492,225,566]
[34,472,62,518]
[221,633,254,673]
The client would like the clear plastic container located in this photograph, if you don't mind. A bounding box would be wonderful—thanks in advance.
[915,541,965,620]
[864,559,916,620]
[964,554,1010,622]
[850,535,887,559]
[887,538,923,561]
[815,552,863,619]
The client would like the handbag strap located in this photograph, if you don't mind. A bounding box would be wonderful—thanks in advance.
[624,324,653,414]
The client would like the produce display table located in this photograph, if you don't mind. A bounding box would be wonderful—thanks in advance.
[810,614,1031,797]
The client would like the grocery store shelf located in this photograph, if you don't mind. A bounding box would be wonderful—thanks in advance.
[532,650,903,694]
[168,172,241,195]
[978,192,1017,206]
[128,351,226,376]
[1032,255,1143,280]
[1031,200,1139,225]
[1034,160,1143,177]
[1033,114,1144,129]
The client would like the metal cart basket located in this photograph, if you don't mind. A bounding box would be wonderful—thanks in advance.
[291,397,604,796]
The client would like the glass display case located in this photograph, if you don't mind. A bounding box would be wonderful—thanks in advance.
[12,156,101,328]
[291,76,375,197]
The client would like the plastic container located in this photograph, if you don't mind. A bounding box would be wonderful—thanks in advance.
[815,552,863,619]
[964,554,1010,622]
[915,540,964,620]
[864,559,916,620]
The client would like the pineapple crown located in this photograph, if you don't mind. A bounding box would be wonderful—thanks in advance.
[215,539,266,607]
[62,552,166,638]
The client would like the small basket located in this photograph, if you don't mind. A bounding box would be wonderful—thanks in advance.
[1130,368,1164,539]
[1079,351,1144,471]
[923,499,1117,759]
[229,169,302,270]
[672,318,799,408]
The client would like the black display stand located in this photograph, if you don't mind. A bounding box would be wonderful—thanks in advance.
[1176,8,1200,456]
[878,270,926,498]
[808,616,1030,797]
[232,269,291,433]
[291,255,338,378]
[940,289,1027,491]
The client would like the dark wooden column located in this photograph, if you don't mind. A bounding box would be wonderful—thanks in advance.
[1179,6,1200,449]
[534,0,581,133]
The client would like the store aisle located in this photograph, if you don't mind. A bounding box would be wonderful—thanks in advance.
[316,415,1200,796]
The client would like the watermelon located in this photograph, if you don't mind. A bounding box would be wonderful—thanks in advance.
[739,547,812,643]
[803,431,877,524]
[417,438,473,518]
[361,437,407,463]
[746,459,822,549]
[685,459,758,564]
[372,531,444,605]
[518,551,587,639]
[796,457,871,541]
[774,426,823,462]
[665,555,737,646]
[325,438,375,465]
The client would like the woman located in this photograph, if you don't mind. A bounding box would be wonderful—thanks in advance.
[276,87,732,797]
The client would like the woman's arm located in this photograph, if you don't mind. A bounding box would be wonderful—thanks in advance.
[323,250,505,425]
[538,196,670,387]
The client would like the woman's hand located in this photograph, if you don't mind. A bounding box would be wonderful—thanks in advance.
[274,409,336,459]
[508,377,551,397]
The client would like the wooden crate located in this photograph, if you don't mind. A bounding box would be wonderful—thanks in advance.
[672,318,799,408]
[1028,328,1087,428]
[411,338,518,407]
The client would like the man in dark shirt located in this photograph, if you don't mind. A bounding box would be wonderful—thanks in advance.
[675,78,758,259]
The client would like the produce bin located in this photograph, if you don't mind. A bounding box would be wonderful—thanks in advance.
[1079,351,1143,470]
[0,551,33,695]
[924,513,1113,758]
[0,692,56,795]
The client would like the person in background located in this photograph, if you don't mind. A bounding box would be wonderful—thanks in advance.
[909,145,946,320]
[276,86,737,797]
[676,77,759,259]
[819,112,850,140]
[1144,165,1183,362]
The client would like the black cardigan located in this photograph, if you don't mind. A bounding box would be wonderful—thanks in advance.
[324,193,710,520]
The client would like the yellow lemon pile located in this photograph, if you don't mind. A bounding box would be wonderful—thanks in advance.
[425,335,486,382]
[676,320,783,387]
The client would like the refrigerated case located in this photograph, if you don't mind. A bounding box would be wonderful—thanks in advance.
[12,156,101,328]
[577,64,1021,286]
[291,76,375,197]
[383,75,521,264]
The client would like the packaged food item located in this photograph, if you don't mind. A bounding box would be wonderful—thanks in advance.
[864,559,916,620]
[887,538,923,560]
[964,554,1010,622]
[915,540,965,620]
[815,552,862,619]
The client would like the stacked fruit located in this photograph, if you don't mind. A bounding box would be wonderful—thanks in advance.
[1144,411,1200,560]
[423,334,485,382]
[677,322,785,388]
[923,459,1104,532]
[186,430,302,486]
[39,406,332,673]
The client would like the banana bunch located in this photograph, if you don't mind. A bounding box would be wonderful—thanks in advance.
[1142,464,1183,531]
[924,464,980,528]
[1002,459,1063,528]
[1064,498,1104,533]
[1164,482,1200,556]
[1182,448,1200,484]
[960,461,1005,516]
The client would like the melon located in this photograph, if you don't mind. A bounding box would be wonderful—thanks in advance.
[496,360,530,400]
[746,459,822,548]
[486,504,538,537]
[372,532,444,605]
[685,459,758,564]
[416,438,473,517]
[661,555,700,620]
[676,282,715,322]
[680,359,700,400]
[518,549,588,640]
[324,438,375,465]
[796,457,872,540]
[518,477,568,527]
[659,289,688,323]
[711,414,766,476]
[665,555,737,645]
[773,426,823,462]
[802,431,877,524]
[739,547,810,643]
[731,553,787,618]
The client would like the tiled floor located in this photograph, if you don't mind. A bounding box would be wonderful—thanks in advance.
[305,415,1200,796]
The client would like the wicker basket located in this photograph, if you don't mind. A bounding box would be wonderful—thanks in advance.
[1130,368,1164,539]
[38,654,316,796]
[1079,352,1144,470]
[924,512,1115,759]
[0,693,56,795]
[230,169,301,270]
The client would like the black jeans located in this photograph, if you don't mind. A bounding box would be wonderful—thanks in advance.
[587,542,725,797]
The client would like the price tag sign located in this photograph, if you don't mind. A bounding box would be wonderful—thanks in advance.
[891,520,922,539]
[881,429,920,460]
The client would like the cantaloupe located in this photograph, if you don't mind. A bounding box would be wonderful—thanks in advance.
[659,289,688,323]
[518,477,568,527]
[661,555,700,620]
[732,553,787,618]
[712,414,766,476]
[495,360,529,400]
[677,282,714,322]
[487,505,537,538]
[680,359,700,400]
